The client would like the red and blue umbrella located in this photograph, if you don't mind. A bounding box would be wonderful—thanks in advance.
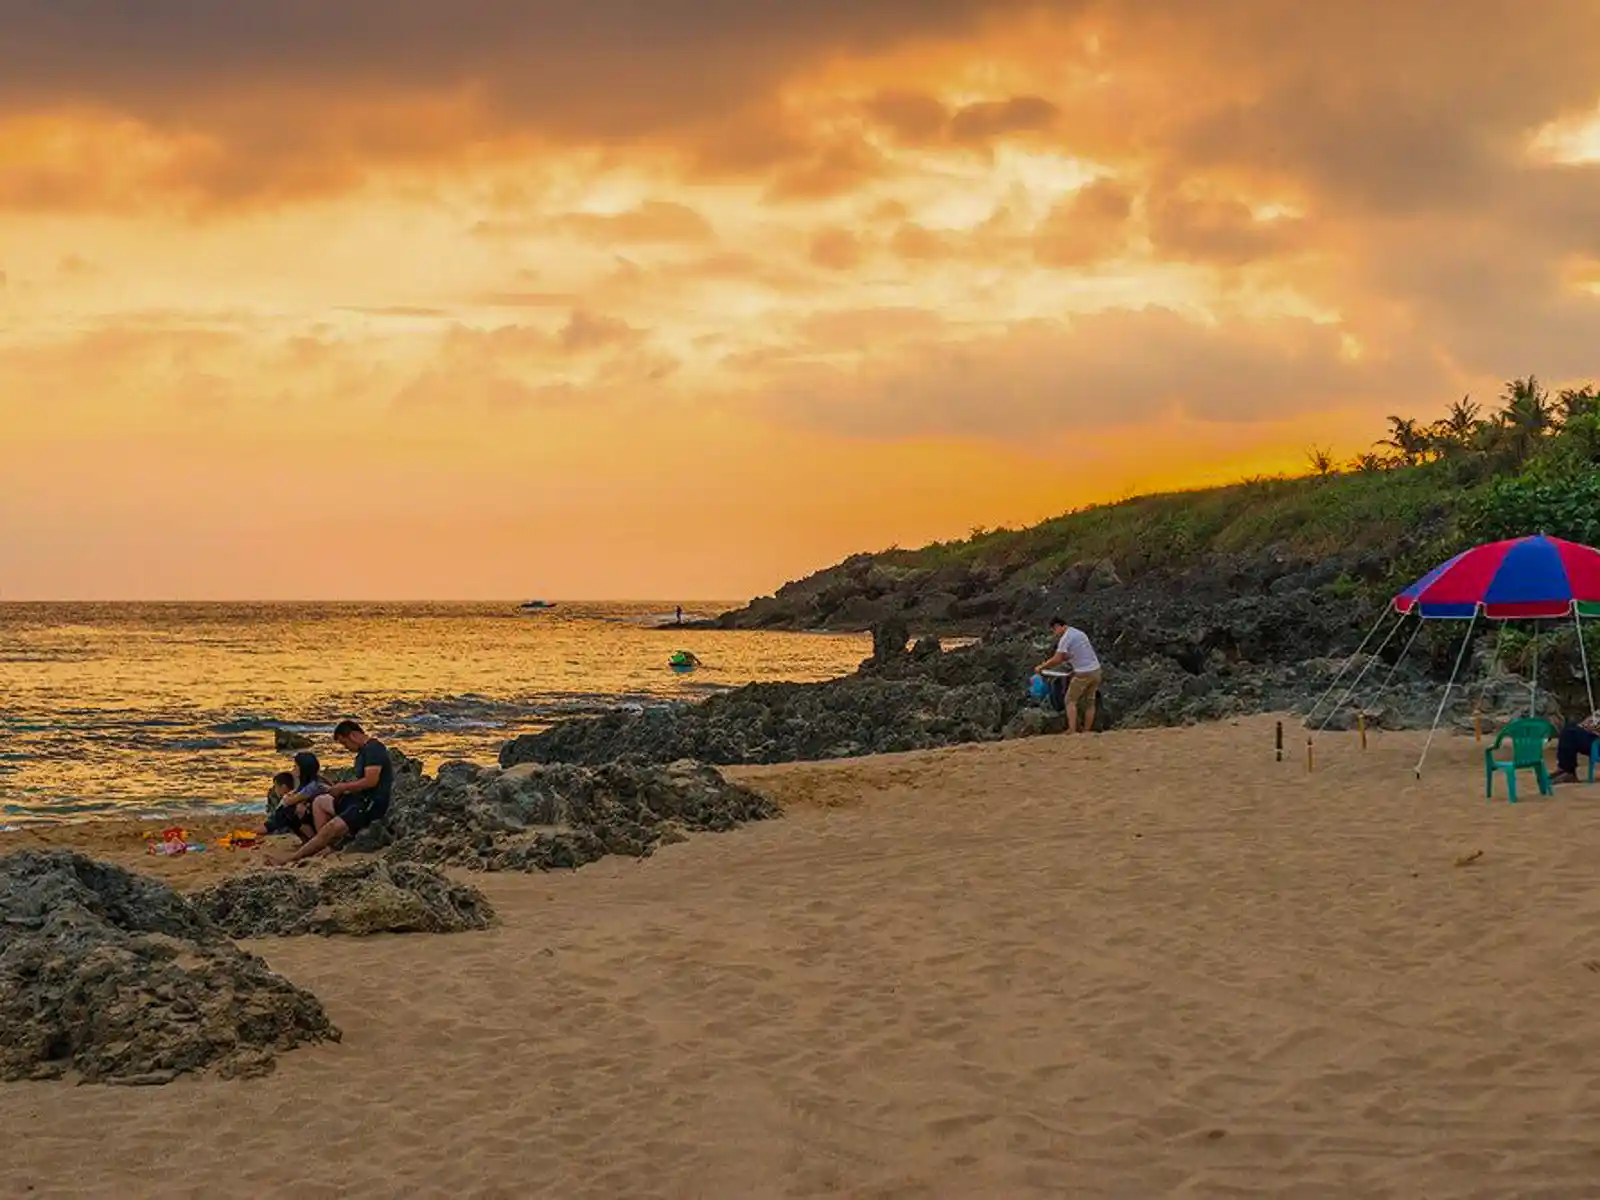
[1394,534,1600,620]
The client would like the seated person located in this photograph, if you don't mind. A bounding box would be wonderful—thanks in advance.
[1552,714,1600,783]
[263,752,330,842]
[264,771,307,838]
[267,720,393,867]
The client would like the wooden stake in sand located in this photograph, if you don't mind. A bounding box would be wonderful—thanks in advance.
[1473,708,1483,745]
[1276,721,1284,762]
[1306,735,1314,774]
[1357,711,1367,750]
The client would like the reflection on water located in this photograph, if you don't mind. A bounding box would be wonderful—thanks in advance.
[0,602,870,824]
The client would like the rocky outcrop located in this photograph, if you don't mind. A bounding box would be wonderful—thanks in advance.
[0,851,337,1084]
[501,675,1019,768]
[194,860,496,938]
[381,759,778,873]
[707,543,1394,645]
[495,610,1486,769]
[274,728,314,752]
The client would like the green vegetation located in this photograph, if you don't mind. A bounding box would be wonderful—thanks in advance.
[873,375,1600,587]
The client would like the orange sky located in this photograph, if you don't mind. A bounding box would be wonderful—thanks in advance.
[2,1,1599,600]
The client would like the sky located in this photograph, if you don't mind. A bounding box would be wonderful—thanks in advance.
[2,1,1599,601]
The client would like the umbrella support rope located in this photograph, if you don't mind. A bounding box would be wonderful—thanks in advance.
[1415,610,1478,778]
[1302,607,1398,727]
[1578,608,1598,720]
[1315,611,1409,735]
[1362,614,1427,713]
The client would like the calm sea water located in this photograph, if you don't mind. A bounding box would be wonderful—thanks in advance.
[0,602,870,825]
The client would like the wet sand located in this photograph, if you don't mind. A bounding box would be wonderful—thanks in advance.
[5,716,1600,1198]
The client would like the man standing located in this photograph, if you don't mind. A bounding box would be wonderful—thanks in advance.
[1037,616,1103,734]
[267,719,394,865]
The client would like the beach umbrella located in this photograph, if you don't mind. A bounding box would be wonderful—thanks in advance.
[1308,535,1600,776]
[1393,534,1600,619]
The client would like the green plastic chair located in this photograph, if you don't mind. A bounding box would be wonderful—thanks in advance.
[1484,718,1558,803]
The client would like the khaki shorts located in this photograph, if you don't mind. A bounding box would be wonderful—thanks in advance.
[1065,669,1102,705]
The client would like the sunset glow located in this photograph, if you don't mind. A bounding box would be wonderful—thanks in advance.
[3,1,1598,599]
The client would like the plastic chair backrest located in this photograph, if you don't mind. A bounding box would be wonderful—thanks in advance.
[1492,718,1558,766]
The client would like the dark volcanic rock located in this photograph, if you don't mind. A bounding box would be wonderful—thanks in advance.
[501,675,1020,768]
[0,850,337,1084]
[274,728,314,752]
[495,627,1446,768]
[869,617,910,666]
[383,760,778,873]
[194,860,496,938]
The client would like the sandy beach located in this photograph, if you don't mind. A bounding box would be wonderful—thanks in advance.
[5,715,1600,1197]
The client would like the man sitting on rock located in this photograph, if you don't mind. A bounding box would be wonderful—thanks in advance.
[1552,713,1600,784]
[267,720,394,866]
[1036,616,1103,734]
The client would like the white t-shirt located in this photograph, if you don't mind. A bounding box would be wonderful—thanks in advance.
[1055,627,1101,673]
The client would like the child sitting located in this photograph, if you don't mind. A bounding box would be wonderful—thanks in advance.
[264,752,330,842]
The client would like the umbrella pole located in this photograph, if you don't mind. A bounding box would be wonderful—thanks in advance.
[1303,607,1400,727]
[1314,612,1409,736]
[1471,624,1507,743]
[1360,614,1427,713]
[1531,619,1540,717]
[1577,608,1597,720]
[1415,611,1478,778]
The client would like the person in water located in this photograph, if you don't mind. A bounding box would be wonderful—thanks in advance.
[267,720,394,865]
[1036,616,1103,734]
[671,650,702,668]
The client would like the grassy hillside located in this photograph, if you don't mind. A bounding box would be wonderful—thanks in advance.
[851,375,1600,585]
[877,465,1459,585]
[725,375,1600,632]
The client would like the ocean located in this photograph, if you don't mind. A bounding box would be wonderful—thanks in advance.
[0,602,870,826]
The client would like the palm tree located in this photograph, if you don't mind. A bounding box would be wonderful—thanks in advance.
[1442,395,1481,445]
[1557,385,1598,428]
[1379,415,1430,465]
[1305,446,1336,477]
[1494,376,1553,464]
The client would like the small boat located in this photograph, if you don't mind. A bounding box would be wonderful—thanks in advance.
[668,650,700,674]
[518,600,556,612]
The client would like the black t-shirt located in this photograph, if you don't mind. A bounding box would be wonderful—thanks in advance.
[353,738,394,808]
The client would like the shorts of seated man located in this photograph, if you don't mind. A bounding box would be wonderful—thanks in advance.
[334,793,390,837]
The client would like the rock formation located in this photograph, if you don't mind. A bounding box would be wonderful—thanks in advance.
[0,850,337,1084]
[379,759,778,873]
[274,728,314,752]
[194,860,496,938]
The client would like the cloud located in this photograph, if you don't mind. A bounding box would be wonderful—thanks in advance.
[470,291,581,308]
[948,95,1059,143]
[754,306,1449,441]
[796,306,950,349]
[809,228,864,270]
[557,309,642,353]
[0,1,1030,208]
[339,305,451,318]
[7,0,1600,599]
[765,136,890,201]
[861,91,1059,147]
[553,201,715,244]
[1033,177,1135,266]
